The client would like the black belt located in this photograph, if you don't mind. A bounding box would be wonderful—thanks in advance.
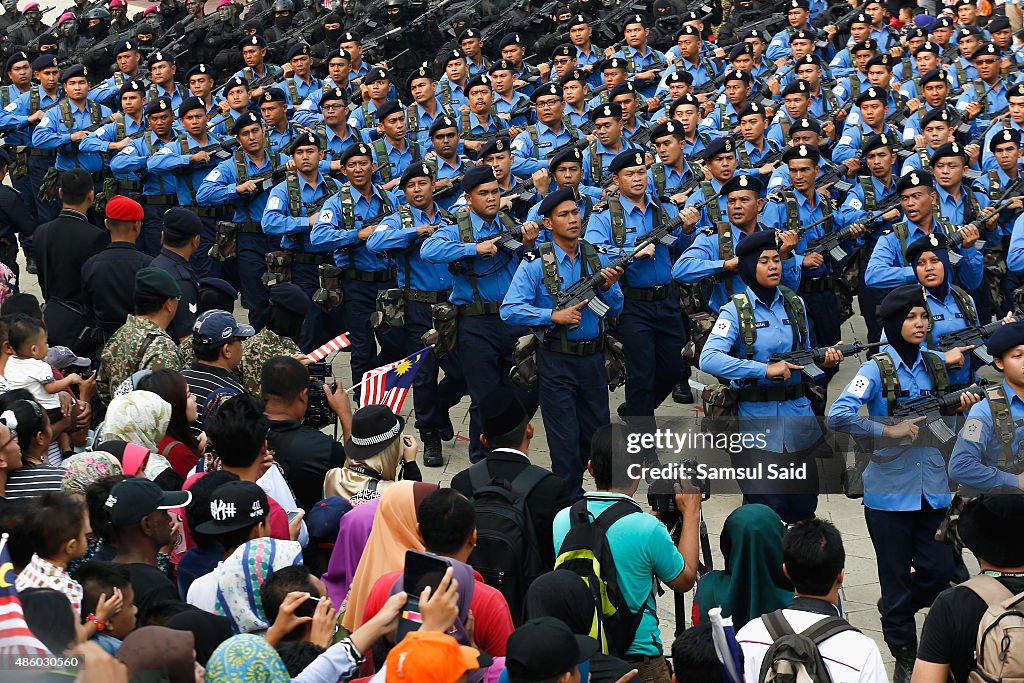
[185,205,229,219]
[798,275,834,293]
[235,221,263,234]
[143,194,177,206]
[458,301,501,316]
[342,267,395,283]
[541,336,605,356]
[405,288,451,304]
[287,250,330,265]
[117,179,144,192]
[737,383,806,402]
[621,283,675,301]
[28,149,55,158]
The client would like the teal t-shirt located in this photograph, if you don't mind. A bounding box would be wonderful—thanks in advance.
[552,492,684,657]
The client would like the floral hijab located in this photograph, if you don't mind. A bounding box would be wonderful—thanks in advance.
[213,537,303,634]
[102,390,173,480]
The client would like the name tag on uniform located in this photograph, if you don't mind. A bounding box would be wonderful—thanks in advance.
[932,314,945,321]
[955,312,964,319]
[755,320,770,328]
[626,227,637,233]
[781,318,792,326]
[538,142,552,148]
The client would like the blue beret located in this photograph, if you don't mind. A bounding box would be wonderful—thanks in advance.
[269,283,312,315]
[119,79,144,99]
[113,39,137,56]
[701,137,735,159]
[231,111,262,135]
[548,144,583,170]
[461,165,496,192]
[240,34,267,48]
[896,170,935,193]
[607,149,646,175]
[489,59,515,74]
[199,277,237,299]
[538,186,579,217]
[162,207,203,237]
[987,321,1024,358]
[721,174,763,195]
[375,99,403,122]
[399,161,433,188]
[905,232,949,267]
[729,42,753,60]
[260,87,287,104]
[4,51,28,71]
[478,136,511,158]
[60,64,87,82]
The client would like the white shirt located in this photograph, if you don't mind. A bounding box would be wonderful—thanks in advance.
[736,607,888,683]
[4,356,60,409]
[185,563,220,612]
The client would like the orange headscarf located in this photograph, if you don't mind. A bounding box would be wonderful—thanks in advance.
[341,480,437,631]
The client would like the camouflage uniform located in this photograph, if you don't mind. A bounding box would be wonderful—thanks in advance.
[237,328,301,396]
[97,315,184,404]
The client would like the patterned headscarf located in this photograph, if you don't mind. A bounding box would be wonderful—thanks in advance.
[101,390,172,480]
[214,538,303,634]
[205,634,290,683]
[60,451,123,496]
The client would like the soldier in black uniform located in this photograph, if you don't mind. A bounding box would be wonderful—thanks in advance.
[0,148,33,288]
[150,208,202,342]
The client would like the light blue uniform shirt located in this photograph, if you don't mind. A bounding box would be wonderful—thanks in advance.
[586,194,681,290]
[949,379,1024,491]
[864,217,984,290]
[262,172,337,251]
[31,99,114,172]
[109,131,179,196]
[366,203,454,292]
[196,149,288,224]
[310,184,399,271]
[147,131,226,206]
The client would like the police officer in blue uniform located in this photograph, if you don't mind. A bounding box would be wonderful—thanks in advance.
[828,284,979,681]
[420,164,541,462]
[501,186,625,497]
[367,162,468,466]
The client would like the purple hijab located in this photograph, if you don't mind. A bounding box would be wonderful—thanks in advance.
[388,558,476,646]
[322,497,381,605]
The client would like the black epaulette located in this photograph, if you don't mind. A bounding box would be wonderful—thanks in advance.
[880,228,895,236]
[700,227,715,236]
[523,251,539,262]
[593,202,608,212]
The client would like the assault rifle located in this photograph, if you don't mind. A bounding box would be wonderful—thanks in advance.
[770,341,883,380]
[475,215,526,254]
[721,12,785,48]
[946,177,1024,260]
[938,317,1016,365]
[804,191,902,262]
[5,6,53,35]
[892,383,988,442]
[545,136,590,160]
[303,188,341,215]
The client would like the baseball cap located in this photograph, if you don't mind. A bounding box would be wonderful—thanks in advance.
[44,345,91,370]
[194,481,269,535]
[385,631,490,683]
[105,478,192,526]
[192,309,256,345]
[506,617,599,681]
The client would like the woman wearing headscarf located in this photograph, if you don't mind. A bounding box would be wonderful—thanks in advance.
[828,283,979,676]
[101,390,181,490]
[115,626,200,683]
[699,228,848,523]
[212,536,304,634]
[165,609,234,667]
[323,405,421,505]
[322,497,381,606]
[137,369,204,478]
[693,504,793,628]
[61,451,123,498]
[522,570,633,683]
[341,481,437,632]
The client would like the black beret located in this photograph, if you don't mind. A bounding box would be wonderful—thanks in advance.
[550,44,573,60]
[676,25,699,39]
[338,142,373,164]
[374,99,403,122]
[920,107,952,128]
[849,11,871,26]
[406,64,434,88]
[649,120,684,142]
[489,58,515,74]
[461,164,496,191]
[538,186,579,217]
[934,16,954,29]
[919,68,949,86]
[147,50,174,67]
[905,232,949,267]
[785,0,810,9]
[782,143,819,164]
[622,12,646,29]
[178,96,207,117]
[530,82,563,102]
[879,283,927,321]
[723,68,751,85]
[590,102,622,122]
[364,67,390,83]
[609,81,638,99]
[231,111,262,135]
[285,43,310,60]
[701,137,735,160]
[320,87,347,104]
[866,54,894,70]
[222,76,248,97]
[781,79,811,97]
[548,145,583,170]
[113,40,137,56]
[479,136,511,158]
[988,16,1012,33]
[729,42,753,61]
[608,149,646,174]
[261,87,287,104]
[958,25,981,38]
[850,39,877,54]
[856,86,887,105]
[986,321,1024,358]
[905,27,927,40]
[240,34,267,48]
[60,64,87,82]
[790,29,815,43]
[721,174,763,195]
[479,387,527,437]
[458,28,481,42]
[144,97,173,117]
[567,14,588,29]
[498,32,524,50]
[338,30,360,43]
[1010,83,1024,99]
[971,43,1000,60]
[288,131,322,152]
[199,277,238,300]
[185,63,214,80]
[119,79,144,99]
[269,283,311,315]
[736,101,767,119]
[560,68,588,85]
[794,54,821,68]
[162,207,203,237]
[914,41,942,56]
[735,229,780,260]
[896,169,935,193]
[741,29,767,41]
[443,48,466,66]
[990,128,1021,152]
[664,71,693,86]
[399,161,433,188]
[930,141,966,165]
[429,114,458,135]
[328,49,352,62]
[465,74,492,93]
[862,133,894,156]
[670,94,700,111]
[601,57,628,71]
[0,147,12,168]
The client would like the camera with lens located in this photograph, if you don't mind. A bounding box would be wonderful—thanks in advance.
[304,362,334,430]
[647,460,710,513]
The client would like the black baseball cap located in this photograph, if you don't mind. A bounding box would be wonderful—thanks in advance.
[505,617,599,681]
[194,481,269,535]
[105,478,192,526]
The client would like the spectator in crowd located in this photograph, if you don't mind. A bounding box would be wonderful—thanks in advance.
[504,617,602,683]
[176,470,239,598]
[259,564,336,647]
[114,626,199,683]
[180,309,253,433]
[20,587,81,657]
[322,496,380,605]
[671,624,723,683]
[72,561,137,655]
[0,412,21,499]
[135,369,204,479]
[164,609,234,667]
[101,390,182,490]
[16,490,89,613]
[2,397,64,499]
[60,451,123,498]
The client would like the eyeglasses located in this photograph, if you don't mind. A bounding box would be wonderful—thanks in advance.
[976,58,998,65]
[535,98,563,108]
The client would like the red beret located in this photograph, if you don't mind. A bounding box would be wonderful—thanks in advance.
[105,195,144,221]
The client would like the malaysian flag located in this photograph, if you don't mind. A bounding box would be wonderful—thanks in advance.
[360,347,431,413]
[308,332,352,362]
[0,534,48,664]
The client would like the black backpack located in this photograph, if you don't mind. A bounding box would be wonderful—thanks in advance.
[757,610,860,683]
[554,498,644,657]
[466,461,550,624]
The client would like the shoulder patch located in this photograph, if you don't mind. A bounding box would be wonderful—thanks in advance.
[205,169,221,182]
[711,318,731,336]
[267,196,282,211]
[848,374,871,399]
[962,417,984,443]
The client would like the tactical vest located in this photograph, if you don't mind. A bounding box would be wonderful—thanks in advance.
[538,239,605,344]
[607,194,665,248]
[371,137,421,184]
[718,100,735,132]
[737,139,780,170]
[718,221,737,297]
[285,171,339,218]
[981,383,1019,470]
[872,350,950,415]
[1,86,10,108]
[525,123,580,159]
[923,284,978,348]
[731,286,808,359]
[61,99,102,168]
[934,185,981,233]
[779,190,832,234]
[972,79,989,118]
[233,147,281,222]
[701,180,723,223]
[459,107,506,137]
[588,139,604,183]
[337,183,394,231]
[393,204,429,286]
[454,207,520,303]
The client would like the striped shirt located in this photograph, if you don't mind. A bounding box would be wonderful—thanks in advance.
[180,363,246,435]
[5,462,65,501]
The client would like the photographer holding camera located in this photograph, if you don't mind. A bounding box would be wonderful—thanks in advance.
[261,355,354,512]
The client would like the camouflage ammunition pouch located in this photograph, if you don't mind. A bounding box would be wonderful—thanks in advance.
[604,334,626,391]
[935,492,970,553]
[984,246,1007,314]
[261,250,293,287]
[701,382,738,419]
[682,312,717,362]
[312,264,344,311]
[835,263,858,325]
[11,148,27,180]
[209,221,238,262]
[427,302,458,357]
[94,176,121,215]
[678,283,701,316]
[37,166,59,203]
[370,288,405,333]
[510,333,539,389]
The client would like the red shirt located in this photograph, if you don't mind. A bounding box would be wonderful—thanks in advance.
[157,435,200,480]
[361,568,514,657]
